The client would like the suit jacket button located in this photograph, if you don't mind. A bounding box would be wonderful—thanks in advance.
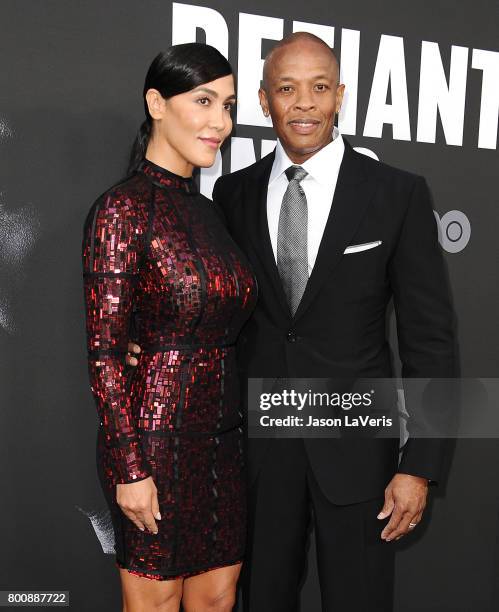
[287,331,297,342]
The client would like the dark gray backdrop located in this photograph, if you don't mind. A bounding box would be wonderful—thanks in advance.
[1,1,498,610]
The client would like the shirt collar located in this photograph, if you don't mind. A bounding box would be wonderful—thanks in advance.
[269,126,344,187]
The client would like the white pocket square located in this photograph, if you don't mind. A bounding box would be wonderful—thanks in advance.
[344,240,382,254]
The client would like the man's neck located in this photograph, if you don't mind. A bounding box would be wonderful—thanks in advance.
[281,132,336,165]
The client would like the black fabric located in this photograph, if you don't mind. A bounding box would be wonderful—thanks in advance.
[213,137,459,504]
[241,439,394,612]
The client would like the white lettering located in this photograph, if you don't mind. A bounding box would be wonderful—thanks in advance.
[237,13,283,127]
[472,48,499,149]
[172,2,228,57]
[338,29,361,136]
[364,35,411,141]
[417,42,468,145]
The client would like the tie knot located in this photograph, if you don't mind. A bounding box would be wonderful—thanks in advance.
[285,165,308,183]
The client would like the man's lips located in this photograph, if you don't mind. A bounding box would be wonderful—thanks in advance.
[199,137,221,150]
[288,119,321,135]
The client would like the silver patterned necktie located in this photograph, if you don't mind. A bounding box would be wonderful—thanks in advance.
[277,165,309,316]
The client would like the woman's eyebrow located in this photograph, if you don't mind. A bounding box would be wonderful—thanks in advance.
[192,86,218,97]
[193,87,236,101]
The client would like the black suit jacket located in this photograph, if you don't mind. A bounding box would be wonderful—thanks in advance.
[213,137,459,504]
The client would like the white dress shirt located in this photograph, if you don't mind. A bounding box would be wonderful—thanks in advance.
[267,126,345,276]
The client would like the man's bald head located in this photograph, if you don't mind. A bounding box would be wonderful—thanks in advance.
[262,32,340,91]
[257,30,345,164]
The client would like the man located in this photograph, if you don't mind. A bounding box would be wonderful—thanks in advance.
[128,32,458,611]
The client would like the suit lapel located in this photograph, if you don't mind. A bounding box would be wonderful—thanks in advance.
[292,139,377,322]
[243,152,292,318]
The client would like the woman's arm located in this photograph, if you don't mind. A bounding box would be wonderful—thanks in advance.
[82,191,151,487]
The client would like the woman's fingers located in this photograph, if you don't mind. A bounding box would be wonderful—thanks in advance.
[116,477,159,534]
[122,509,146,532]
[126,354,138,366]
[122,507,158,533]
[126,342,141,366]
[137,509,158,534]
[151,491,162,521]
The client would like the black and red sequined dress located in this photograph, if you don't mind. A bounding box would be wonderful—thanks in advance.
[82,158,257,580]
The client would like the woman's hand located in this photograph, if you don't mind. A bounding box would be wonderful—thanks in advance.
[127,342,141,366]
[121,343,154,531]
[116,476,161,533]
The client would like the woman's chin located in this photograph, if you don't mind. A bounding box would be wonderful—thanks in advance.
[196,153,219,169]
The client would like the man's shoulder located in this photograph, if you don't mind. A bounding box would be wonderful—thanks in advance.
[216,151,275,190]
[351,145,423,189]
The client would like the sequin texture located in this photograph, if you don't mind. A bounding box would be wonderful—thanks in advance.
[82,158,257,579]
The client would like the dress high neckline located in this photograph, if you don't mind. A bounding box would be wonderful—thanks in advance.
[138,158,198,194]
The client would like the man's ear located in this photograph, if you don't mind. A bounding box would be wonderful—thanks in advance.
[335,84,346,114]
[258,87,270,118]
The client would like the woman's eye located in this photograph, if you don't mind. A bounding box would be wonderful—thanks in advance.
[224,103,234,111]
[197,97,210,105]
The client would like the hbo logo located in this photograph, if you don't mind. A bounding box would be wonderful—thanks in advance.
[433,210,471,253]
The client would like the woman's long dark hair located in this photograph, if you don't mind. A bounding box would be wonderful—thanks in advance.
[127,43,233,175]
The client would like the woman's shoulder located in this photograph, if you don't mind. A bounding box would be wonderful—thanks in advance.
[84,171,153,228]
[93,171,151,212]
[82,173,152,271]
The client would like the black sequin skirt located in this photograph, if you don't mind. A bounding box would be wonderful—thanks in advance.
[97,425,246,580]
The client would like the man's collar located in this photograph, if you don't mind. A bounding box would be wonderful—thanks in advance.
[269,126,344,187]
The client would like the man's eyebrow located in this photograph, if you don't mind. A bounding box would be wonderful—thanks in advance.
[192,86,236,101]
[276,74,334,82]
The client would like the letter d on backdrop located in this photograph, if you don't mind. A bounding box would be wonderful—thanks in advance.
[172,2,229,58]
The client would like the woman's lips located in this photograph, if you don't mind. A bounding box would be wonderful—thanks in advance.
[288,120,320,135]
[199,137,221,150]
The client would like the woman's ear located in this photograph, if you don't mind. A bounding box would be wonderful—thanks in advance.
[145,88,166,120]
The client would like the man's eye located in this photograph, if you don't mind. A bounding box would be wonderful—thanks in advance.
[315,84,329,91]
[279,86,293,93]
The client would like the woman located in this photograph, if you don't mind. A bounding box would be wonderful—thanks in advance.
[82,43,257,611]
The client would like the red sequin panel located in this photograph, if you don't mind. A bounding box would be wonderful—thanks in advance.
[83,158,257,578]
[83,186,151,484]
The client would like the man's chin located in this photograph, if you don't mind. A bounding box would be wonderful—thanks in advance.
[280,133,333,158]
[283,141,325,160]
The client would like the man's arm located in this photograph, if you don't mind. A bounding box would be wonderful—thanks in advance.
[377,175,459,541]
[388,175,459,483]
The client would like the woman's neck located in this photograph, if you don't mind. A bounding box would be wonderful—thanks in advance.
[145,139,194,178]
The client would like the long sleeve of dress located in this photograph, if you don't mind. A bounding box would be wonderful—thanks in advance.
[82,190,151,486]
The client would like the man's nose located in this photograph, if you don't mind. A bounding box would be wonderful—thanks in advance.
[294,92,315,111]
